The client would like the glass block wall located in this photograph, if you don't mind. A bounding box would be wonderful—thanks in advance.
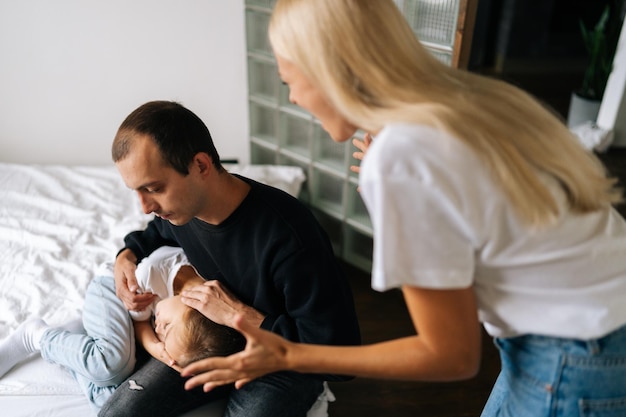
[246,0,460,271]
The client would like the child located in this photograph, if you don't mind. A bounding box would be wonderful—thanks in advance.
[0,246,244,411]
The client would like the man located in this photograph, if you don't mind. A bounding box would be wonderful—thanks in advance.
[98,100,361,417]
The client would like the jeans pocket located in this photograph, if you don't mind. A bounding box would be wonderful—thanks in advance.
[579,396,626,417]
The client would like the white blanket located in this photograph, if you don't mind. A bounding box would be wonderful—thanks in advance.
[0,163,151,341]
[0,162,307,416]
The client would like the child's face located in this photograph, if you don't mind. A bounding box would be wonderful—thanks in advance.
[154,295,189,364]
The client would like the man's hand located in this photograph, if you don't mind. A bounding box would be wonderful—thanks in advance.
[181,281,265,329]
[114,249,156,311]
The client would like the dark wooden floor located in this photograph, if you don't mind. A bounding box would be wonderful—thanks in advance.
[326,67,626,416]
[328,261,501,417]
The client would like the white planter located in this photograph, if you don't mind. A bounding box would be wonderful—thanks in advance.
[567,92,601,128]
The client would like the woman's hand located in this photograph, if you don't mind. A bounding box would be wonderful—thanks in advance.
[181,315,292,392]
[114,249,156,311]
[181,281,265,329]
[350,132,373,174]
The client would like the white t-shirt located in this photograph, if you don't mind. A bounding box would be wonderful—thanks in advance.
[359,123,626,339]
[129,246,196,321]
[96,246,194,321]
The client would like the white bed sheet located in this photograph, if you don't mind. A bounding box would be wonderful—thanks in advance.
[0,162,305,417]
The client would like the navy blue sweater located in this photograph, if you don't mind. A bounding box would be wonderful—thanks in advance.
[123,175,361,380]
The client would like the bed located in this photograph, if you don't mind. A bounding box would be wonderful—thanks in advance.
[0,162,333,417]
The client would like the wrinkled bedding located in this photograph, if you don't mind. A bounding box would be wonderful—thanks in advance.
[0,162,304,416]
[0,163,151,341]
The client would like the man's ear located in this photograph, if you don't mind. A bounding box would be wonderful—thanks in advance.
[192,152,213,176]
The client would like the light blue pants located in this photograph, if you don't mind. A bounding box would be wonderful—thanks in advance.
[40,275,136,410]
[481,324,626,417]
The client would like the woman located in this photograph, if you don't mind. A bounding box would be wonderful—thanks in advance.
[180,1,626,415]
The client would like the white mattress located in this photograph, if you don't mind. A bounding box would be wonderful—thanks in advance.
[0,162,305,416]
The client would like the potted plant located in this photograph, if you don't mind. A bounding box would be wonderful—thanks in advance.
[568,0,624,128]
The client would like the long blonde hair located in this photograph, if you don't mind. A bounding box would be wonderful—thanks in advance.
[269,0,622,226]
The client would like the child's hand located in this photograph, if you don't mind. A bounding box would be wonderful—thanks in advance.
[148,339,181,371]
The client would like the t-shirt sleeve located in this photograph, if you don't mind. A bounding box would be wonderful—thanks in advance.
[363,175,475,291]
[359,125,478,292]
[122,218,180,262]
[129,246,179,321]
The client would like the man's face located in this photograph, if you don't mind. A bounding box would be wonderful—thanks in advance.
[115,134,204,226]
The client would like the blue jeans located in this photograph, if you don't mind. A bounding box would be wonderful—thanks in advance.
[481,324,626,417]
[224,371,324,417]
[98,351,324,417]
[40,275,136,410]
[97,350,231,417]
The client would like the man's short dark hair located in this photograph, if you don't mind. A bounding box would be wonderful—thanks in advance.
[112,100,223,175]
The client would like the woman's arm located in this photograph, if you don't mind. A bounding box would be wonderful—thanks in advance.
[181,285,481,391]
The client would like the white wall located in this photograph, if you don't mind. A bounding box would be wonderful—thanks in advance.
[0,0,249,165]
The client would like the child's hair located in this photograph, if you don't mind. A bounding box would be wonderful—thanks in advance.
[176,307,246,367]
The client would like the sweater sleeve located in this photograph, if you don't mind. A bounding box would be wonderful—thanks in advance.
[260,245,360,382]
[261,250,359,341]
[121,218,181,262]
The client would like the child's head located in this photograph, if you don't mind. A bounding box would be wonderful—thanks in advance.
[154,295,246,367]
[179,307,247,366]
